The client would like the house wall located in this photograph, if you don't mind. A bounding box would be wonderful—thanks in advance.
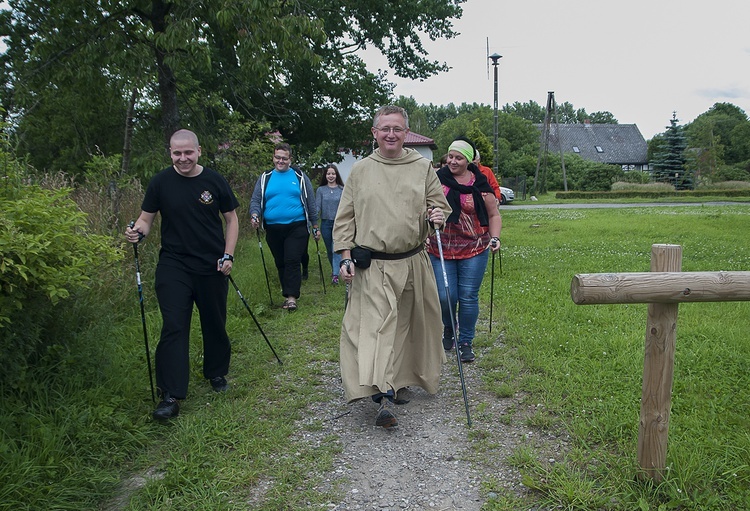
[336,146,434,183]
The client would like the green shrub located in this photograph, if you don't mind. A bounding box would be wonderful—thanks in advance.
[714,163,750,182]
[556,188,750,200]
[0,179,121,387]
[619,170,652,184]
[697,180,750,190]
[611,181,675,192]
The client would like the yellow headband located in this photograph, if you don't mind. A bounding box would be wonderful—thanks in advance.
[448,140,474,162]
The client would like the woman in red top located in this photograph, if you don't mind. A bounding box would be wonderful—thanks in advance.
[427,137,502,362]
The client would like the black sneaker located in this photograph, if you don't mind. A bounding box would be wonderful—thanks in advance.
[442,328,455,351]
[375,398,398,428]
[458,343,475,363]
[153,394,179,421]
[210,376,229,392]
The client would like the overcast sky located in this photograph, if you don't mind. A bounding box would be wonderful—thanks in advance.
[362,0,750,140]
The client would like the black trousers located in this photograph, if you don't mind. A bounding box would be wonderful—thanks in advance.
[154,264,231,399]
[265,220,308,299]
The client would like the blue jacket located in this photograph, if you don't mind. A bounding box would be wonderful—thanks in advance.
[249,168,318,231]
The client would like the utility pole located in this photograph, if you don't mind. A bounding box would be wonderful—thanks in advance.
[489,53,502,175]
[534,91,567,195]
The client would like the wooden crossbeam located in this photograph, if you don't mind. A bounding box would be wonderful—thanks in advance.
[570,244,750,481]
[571,271,750,305]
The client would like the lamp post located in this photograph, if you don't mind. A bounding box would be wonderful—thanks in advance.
[489,53,502,175]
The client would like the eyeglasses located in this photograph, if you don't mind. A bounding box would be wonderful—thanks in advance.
[374,126,406,134]
[273,156,290,162]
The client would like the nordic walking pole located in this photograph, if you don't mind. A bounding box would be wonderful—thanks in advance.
[256,229,274,306]
[228,275,283,365]
[489,247,496,334]
[312,230,326,294]
[343,260,350,311]
[129,222,156,404]
[498,244,503,276]
[434,223,472,427]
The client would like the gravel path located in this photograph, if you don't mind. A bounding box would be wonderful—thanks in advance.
[299,342,569,510]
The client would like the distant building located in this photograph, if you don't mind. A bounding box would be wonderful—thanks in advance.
[336,131,439,182]
[536,121,649,171]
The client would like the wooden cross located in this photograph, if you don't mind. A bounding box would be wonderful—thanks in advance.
[570,244,750,481]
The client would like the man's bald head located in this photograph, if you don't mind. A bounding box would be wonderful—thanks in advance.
[170,129,200,148]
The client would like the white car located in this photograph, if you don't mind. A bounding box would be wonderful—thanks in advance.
[499,186,514,205]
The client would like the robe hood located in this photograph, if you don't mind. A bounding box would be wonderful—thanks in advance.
[368,147,425,166]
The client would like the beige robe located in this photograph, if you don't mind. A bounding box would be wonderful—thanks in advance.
[333,148,452,402]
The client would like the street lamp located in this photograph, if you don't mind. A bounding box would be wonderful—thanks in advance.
[489,53,502,175]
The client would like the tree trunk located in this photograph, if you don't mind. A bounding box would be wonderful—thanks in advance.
[121,87,138,176]
[148,0,180,152]
[155,49,180,151]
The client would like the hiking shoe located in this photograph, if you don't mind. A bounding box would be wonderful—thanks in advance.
[153,394,179,421]
[210,376,229,392]
[332,275,339,285]
[375,398,398,428]
[458,343,475,363]
[442,328,455,351]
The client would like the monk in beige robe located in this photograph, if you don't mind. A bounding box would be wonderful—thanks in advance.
[333,105,451,428]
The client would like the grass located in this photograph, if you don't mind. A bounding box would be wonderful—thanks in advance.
[520,189,750,205]
[481,205,750,510]
[2,201,750,510]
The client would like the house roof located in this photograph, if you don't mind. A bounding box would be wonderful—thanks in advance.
[536,123,648,165]
[405,131,438,150]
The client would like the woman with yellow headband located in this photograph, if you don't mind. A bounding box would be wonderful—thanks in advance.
[427,137,502,362]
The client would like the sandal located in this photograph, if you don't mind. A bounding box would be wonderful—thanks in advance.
[281,299,298,311]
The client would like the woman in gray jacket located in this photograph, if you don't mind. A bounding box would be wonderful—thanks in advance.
[315,164,344,284]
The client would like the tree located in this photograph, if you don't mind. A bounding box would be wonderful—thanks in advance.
[652,113,691,189]
[1,0,466,176]
[394,96,431,136]
[685,115,724,182]
[422,103,460,131]
[432,107,493,154]
[686,102,749,168]
[502,100,545,123]
[466,120,492,164]
[502,100,617,125]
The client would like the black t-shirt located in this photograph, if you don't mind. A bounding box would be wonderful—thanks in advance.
[142,166,239,274]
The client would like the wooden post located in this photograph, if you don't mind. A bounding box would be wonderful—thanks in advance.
[637,244,680,481]
[570,245,750,480]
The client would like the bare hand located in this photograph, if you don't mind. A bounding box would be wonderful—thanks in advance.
[217,257,233,275]
[125,223,144,244]
[340,260,355,283]
[489,237,501,253]
[427,207,445,228]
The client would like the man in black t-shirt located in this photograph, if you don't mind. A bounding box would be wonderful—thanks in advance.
[125,129,239,421]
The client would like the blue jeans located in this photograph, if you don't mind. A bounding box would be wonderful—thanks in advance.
[429,250,489,346]
[320,219,342,276]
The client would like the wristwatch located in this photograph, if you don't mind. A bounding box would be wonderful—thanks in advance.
[219,253,234,265]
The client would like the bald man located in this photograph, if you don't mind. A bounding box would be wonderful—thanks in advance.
[126,129,240,421]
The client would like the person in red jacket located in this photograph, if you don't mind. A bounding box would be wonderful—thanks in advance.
[473,150,501,204]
